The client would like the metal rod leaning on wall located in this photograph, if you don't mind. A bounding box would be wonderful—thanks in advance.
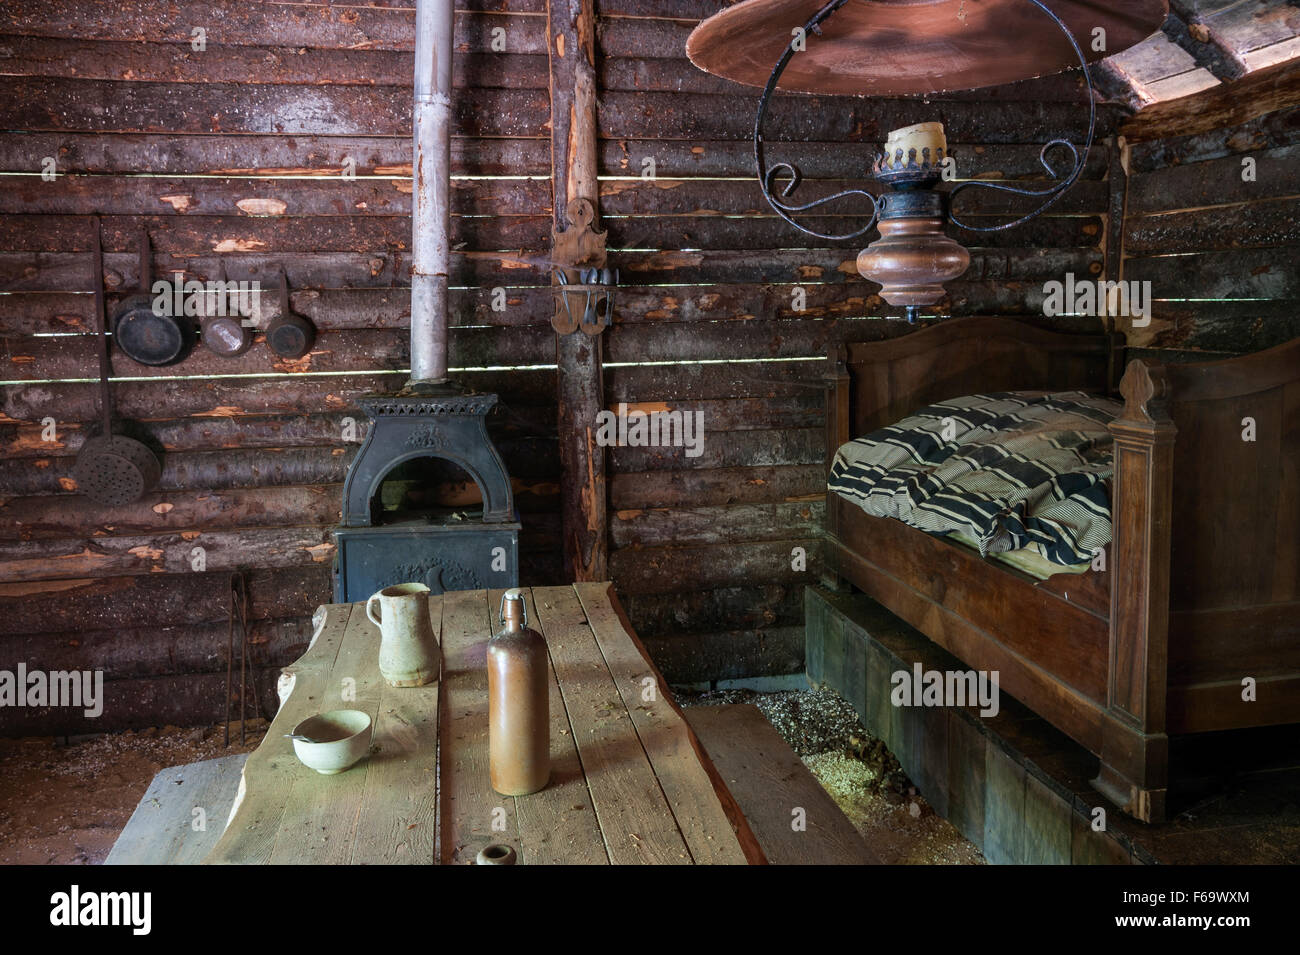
[409,0,454,385]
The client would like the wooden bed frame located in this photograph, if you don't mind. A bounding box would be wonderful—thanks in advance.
[823,316,1300,822]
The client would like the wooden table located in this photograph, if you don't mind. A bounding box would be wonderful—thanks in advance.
[205,583,764,864]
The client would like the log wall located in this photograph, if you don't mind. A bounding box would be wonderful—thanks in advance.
[1122,87,1300,358]
[8,0,1284,732]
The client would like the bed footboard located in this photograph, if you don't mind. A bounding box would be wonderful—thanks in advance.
[1095,360,1175,823]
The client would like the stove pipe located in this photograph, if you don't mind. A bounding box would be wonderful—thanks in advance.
[409,0,453,385]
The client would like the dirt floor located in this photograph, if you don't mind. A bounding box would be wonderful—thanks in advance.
[0,720,267,865]
[676,685,985,865]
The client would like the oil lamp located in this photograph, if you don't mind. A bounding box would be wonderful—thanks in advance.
[686,0,1169,321]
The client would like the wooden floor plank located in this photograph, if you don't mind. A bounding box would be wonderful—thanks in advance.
[107,754,247,865]
[489,587,608,865]
[575,580,764,865]
[206,603,352,864]
[685,704,881,865]
[532,585,691,865]
[352,593,442,865]
[438,589,520,864]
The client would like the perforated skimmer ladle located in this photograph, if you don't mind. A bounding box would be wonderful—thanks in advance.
[71,218,162,507]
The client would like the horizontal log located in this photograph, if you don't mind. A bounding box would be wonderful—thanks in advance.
[0,132,549,176]
[608,427,823,472]
[609,538,823,594]
[0,477,561,539]
[0,511,561,582]
[597,91,1121,144]
[611,501,824,548]
[1,413,363,458]
[1126,248,1300,301]
[598,177,1108,217]
[612,239,1102,284]
[1125,299,1300,354]
[0,526,338,582]
[0,616,313,684]
[602,395,823,432]
[2,326,553,380]
[1126,143,1300,214]
[1126,109,1300,174]
[622,583,804,638]
[600,139,1111,179]
[607,358,825,401]
[0,668,285,736]
[643,627,806,684]
[0,251,543,293]
[0,37,548,88]
[603,316,907,363]
[2,3,544,51]
[3,176,552,219]
[0,368,557,422]
[609,215,1104,255]
[1125,196,1300,255]
[0,566,330,635]
[609,466,825,509]
[0,486,344,539]
[0,79,548,137]
[0,435,560,497]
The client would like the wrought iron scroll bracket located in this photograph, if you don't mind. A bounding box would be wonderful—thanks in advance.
[947,0,1097,233]
[753,0,881,241]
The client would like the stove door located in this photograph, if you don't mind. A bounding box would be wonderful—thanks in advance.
[333,524,520,603]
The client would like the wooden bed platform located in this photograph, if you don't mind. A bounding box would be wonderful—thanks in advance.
[823,317,1300,822]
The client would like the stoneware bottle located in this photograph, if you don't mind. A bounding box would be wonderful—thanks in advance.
[366,582,441,687]
[488,590,550,795]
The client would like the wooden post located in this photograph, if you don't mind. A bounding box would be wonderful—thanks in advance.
[1093,358,1175,823]
[548,0,607,582]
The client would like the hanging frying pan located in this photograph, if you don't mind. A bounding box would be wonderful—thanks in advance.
[265,267,317,359]
[112,227,196,366]
[73,219,162,506]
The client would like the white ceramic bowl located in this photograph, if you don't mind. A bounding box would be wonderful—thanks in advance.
[291,709,373,775]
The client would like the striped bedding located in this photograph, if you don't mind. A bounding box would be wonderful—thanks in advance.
[828,391,1121,566]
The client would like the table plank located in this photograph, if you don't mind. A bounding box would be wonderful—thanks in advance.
[267,602,384,864]
[575,581,765,865]
[352,594,442,865]
[206,603,352,864]
[438,589,521,864]
[532,585,692,864]
[489,587,608,865]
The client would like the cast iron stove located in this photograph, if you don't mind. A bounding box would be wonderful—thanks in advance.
[332,387,520,602]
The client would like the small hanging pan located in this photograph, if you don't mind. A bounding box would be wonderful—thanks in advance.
[112,226,196,366]
[266,267,316,359]
[73,219,162,506]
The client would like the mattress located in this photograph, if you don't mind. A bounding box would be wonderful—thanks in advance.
[828,390,1120,575]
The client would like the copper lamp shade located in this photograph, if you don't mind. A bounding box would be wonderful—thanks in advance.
[686,0,1168,96]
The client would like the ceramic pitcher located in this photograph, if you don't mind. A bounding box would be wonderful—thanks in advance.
[366,582,441,687]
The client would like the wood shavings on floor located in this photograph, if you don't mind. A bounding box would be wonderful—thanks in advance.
[676,684,984,865]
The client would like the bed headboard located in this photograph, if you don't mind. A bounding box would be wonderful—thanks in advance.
[825,316,1121,465]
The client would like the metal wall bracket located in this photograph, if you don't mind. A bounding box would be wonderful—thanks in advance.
[551,197,613,335]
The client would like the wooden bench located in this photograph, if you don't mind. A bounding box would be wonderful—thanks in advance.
[105,754,247,865]
[685,704,880,865]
